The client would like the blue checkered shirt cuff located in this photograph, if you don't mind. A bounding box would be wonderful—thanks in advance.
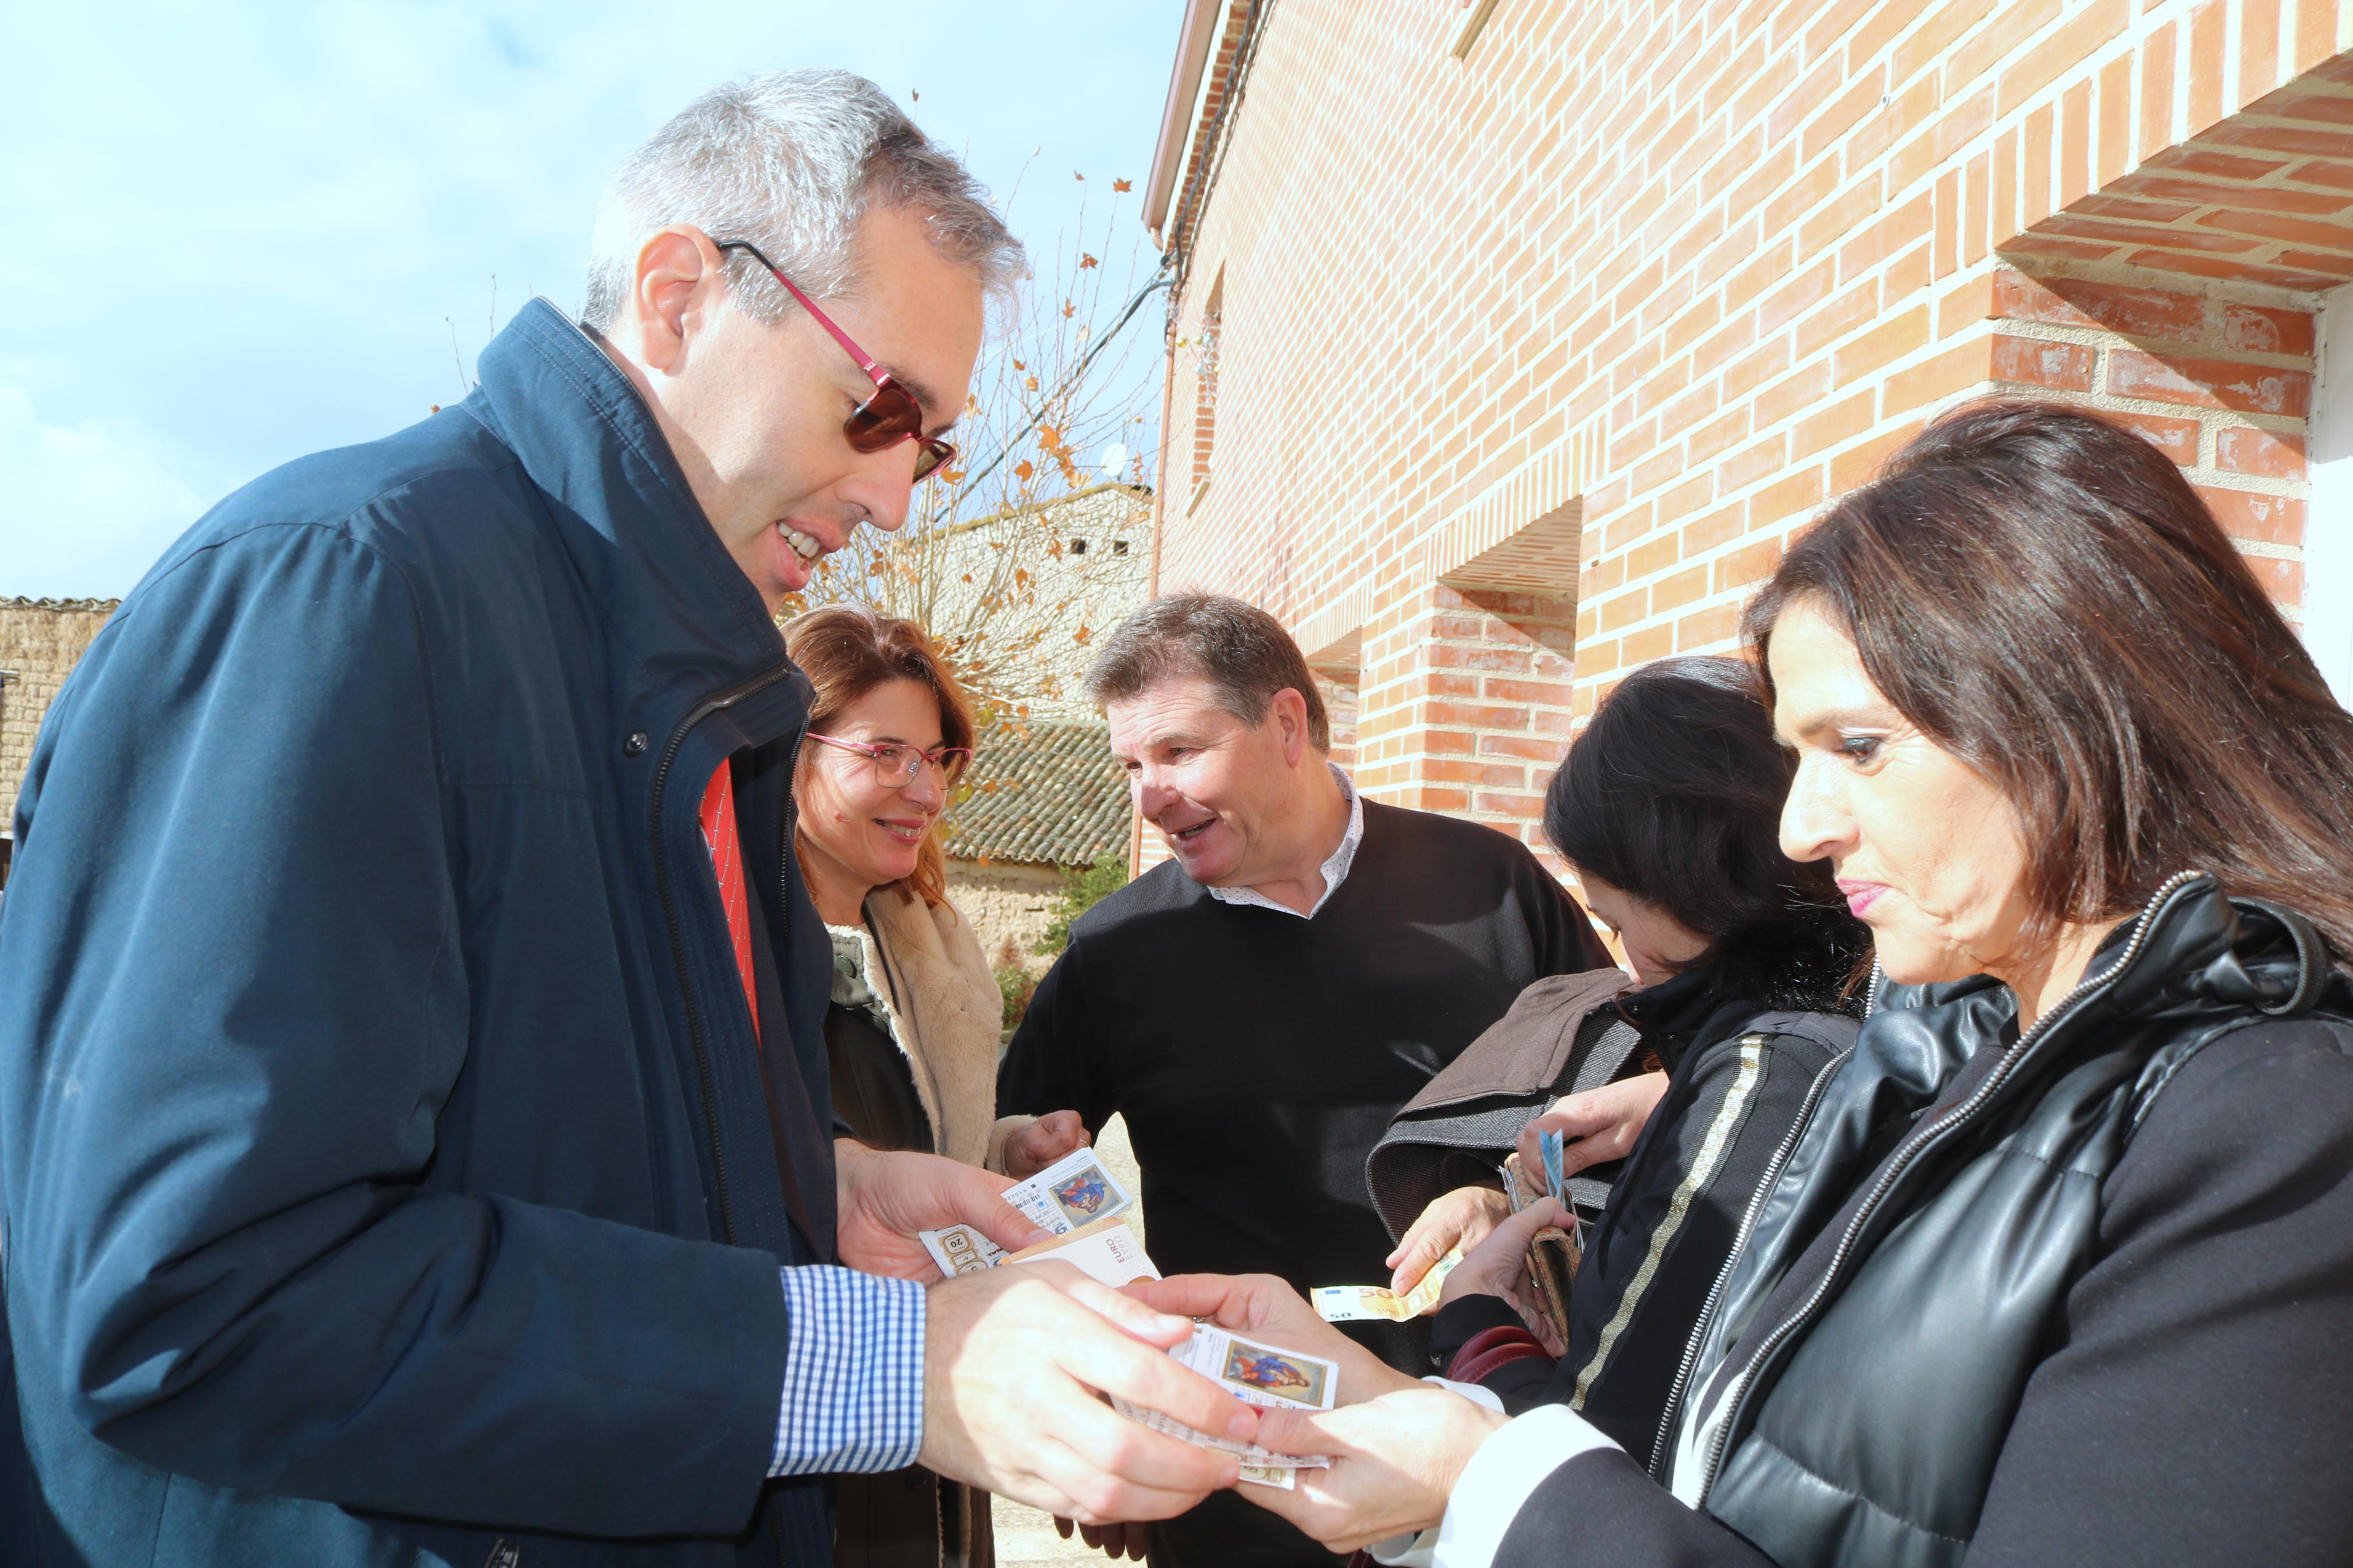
[771,1265,927,1477]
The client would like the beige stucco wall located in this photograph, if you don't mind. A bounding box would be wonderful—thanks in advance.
[944,859,1068,975]
[1,599,117,836]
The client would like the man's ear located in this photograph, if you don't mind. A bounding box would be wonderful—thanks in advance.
[1268,688,1313,768]
[626,227,722,376]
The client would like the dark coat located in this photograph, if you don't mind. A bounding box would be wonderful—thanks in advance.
[1406,961,1857,1472]
[1493,875,2353,1567]
[0,300,843,1566]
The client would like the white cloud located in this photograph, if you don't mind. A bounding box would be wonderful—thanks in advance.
[0,384,218,600]
[0,0,1186,597]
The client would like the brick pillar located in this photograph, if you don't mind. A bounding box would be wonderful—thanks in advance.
[1314,670,1360,771]
[1355,581,1577,867]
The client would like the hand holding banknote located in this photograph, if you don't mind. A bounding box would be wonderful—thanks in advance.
[1386,1185,1511,1295]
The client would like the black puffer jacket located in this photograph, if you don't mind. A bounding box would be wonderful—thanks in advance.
[1490,874,2353,1567]
[1424,962,1857,1473]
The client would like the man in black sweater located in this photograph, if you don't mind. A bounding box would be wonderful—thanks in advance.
[998,593,1611,1568]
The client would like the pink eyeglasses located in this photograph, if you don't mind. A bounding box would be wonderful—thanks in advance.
[808,733,973,788]
[715,239,956,481]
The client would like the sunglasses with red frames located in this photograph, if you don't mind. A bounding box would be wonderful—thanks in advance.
[714,239,956,482]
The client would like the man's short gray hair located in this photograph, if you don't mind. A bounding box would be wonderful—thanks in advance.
[1086,593,1330,751]
[581,69,1027,330]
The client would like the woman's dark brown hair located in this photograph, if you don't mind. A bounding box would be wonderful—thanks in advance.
[1742,400,2353,957]
[782,606,975,909]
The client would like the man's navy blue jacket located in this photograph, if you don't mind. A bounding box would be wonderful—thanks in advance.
[0,300,846,1565]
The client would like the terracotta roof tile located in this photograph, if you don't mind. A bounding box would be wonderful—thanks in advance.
[946,717,1128,867]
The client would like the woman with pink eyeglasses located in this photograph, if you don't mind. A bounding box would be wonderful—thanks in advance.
[783,606,1089,1568]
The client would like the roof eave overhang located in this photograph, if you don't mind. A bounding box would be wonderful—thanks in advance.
[1142,0,1227,244]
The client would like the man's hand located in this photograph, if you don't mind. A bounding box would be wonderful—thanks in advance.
[1241,1385,1510,1552]
[1003,1110,1091,1179]
[1387,1185,1510,1295]
[1514,1071,1670,1187]
[1438,1197,1570,1357]
[1054,1517,1150,1559]
[921,1261,1256,1524]
[835,1139,1048,1280]
[1124,1273,1417,1405]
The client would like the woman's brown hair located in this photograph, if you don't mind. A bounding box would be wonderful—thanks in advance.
[1742,399,2353,959]
[782,606,976,909]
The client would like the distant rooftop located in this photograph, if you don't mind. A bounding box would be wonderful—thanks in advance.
[0,597,121,613]
[946,717,1128,868]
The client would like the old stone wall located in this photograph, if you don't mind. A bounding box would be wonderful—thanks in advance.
[945,859,1070,975]
[1,599,117,838]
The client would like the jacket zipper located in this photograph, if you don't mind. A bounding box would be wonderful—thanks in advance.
[1647,1036,1853,1478]
[1691,871,2198,1501]
[1648,963,1878,1478]
[778,713,806,1004]
[647,661,800,1246]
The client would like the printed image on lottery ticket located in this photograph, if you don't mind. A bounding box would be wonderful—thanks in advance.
[1005,1146,1133,1232]
[1217,1335,1331,1408]
[1112,1325,1336,1476]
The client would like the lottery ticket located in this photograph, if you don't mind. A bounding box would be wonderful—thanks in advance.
[1003,1145,1135,1233]
[1311,1249,1463,1322]
[917,1147,1135,1275]
[1006,1213,1161,1287]
[918,1222,1007,1277]
[1237,1460,1298,1489]
[1112,1325,1336,1471]
[922,1212,1158,1287]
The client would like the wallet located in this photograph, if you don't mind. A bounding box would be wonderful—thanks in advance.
[1501,1151,1585,1346]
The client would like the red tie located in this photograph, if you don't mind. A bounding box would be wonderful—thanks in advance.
[699,761,761,1044]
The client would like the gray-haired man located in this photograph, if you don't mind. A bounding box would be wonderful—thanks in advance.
[999,594,1611,1567]
[0,72,1250,1568]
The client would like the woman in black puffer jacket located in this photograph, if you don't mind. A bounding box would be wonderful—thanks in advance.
[1368,655,1869,1477]
[1138,401,2353,1568]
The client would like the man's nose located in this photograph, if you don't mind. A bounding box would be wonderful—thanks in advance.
[841,446,918,534]
[1133,769,1177,817]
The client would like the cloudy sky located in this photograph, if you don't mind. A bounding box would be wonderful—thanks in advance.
[1,0,1185,599]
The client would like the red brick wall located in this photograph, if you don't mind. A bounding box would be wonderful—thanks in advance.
[1990,265,2314,605]
[1149,0,2353,857]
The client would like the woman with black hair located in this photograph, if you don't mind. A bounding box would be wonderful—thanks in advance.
[1371,654,1871,1475]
